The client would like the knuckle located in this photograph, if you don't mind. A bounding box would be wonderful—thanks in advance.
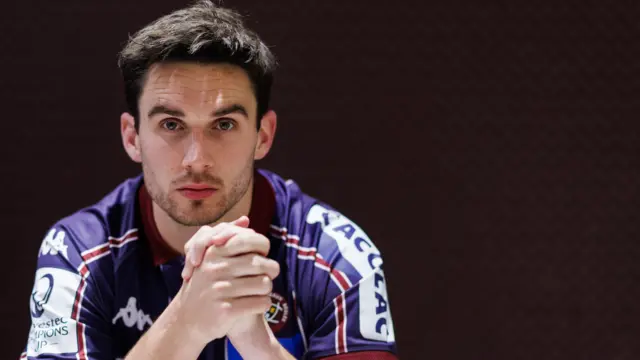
[206,261,228,279]
[256,257,269,273]
[211,280,231,293]
[217,301,232,318]
[204,245,217,258]
[234,235,247,250]
[251,254,262,267]
[216,222,230,231]
[259,259,271,273]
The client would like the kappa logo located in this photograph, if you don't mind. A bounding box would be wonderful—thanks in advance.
[39,228,68,260]
[264,292,289,333]
[112,297,153,331]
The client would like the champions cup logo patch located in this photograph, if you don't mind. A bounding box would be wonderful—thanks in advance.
[27,267,82,356]
[30,274,54,318]
[265,292,289,333]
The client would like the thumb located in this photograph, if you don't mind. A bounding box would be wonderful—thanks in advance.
[231,215,250,228]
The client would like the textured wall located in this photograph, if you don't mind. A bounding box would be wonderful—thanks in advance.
[1,1,638,358]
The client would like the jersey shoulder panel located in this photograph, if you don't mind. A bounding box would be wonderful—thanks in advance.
[262,170,397,358]
[262,169,384,286]
[36,174,144,275]
[25,175,146,359]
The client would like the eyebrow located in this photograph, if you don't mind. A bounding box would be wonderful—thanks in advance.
[213,104,248,118]
[147,105,184,119]
[147,104,249,119]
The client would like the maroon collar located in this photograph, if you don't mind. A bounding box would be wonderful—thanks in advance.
[138,172,276,266]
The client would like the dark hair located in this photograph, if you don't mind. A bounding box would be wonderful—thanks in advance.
[117,0,276,130]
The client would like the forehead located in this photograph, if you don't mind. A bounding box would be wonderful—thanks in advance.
[140,62,255,108]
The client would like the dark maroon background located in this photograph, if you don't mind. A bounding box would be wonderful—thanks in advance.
[1,1,639,359]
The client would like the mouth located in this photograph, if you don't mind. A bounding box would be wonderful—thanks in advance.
[177,184,217,200]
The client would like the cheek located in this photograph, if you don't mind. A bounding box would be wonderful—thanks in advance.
[211,133,255,158]
[141,137,183,173]
[222,139,255,166]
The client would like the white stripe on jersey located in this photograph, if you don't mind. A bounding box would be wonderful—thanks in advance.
[292,290,308,352]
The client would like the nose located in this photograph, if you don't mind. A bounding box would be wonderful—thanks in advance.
[182,130,212,172]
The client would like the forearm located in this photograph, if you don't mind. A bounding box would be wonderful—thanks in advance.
[125,298,207,360]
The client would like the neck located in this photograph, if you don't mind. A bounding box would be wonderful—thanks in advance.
[152,177,254,255]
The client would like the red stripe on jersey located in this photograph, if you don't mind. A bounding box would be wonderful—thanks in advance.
[77,263,89,278]
[109,231,138,245]
[317,258,351,291]
[334,293,347,354]
[285,235,299,245]
[71,279,88,360]
[269,225,287,237]
[77,321,87,360]
[297,248,316,257]
[81,244,110,263]
[81,230,138,266]
[276,231,353,291]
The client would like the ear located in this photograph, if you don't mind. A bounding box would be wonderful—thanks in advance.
[254,110,277,160]
[121,112,142,163]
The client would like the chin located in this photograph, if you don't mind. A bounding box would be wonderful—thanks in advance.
[171,212,220,227]
[172,204,225,226]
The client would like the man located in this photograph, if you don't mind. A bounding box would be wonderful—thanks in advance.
[21,1,397,359]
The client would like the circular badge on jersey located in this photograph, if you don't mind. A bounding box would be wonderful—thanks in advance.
[30,274,54,318]
[265,292,289,333]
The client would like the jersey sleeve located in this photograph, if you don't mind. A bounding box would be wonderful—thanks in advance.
[21,224,114,360]
[295,204,398,359]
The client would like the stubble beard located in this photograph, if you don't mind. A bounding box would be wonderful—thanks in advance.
[141,156,254,227]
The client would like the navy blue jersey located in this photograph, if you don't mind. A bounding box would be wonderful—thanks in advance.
[21,169,397,359]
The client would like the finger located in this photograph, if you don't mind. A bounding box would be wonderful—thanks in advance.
[189,216,250,266]
[212,275,272,298]
[211,230,271,258]
[183,226,227,280]
[182,218,251,281]
[181,226,216,280]
[223,295,272,318]
[231,215,250,228]
[207,253,280,280]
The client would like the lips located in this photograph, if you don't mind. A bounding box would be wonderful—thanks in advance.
[178,184,217,200]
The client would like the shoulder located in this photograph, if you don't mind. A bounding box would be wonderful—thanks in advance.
[263,169,385,284]
[36,175,144,273]
[262,170,397,352]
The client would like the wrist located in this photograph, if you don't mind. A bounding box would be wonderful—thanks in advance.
[167,290,211,348]
[124,293,207,360]
[228,316,287,360]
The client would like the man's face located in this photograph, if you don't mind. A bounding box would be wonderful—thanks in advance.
[136,62,260,226]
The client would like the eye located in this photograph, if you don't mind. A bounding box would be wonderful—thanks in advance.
[216,119,236,131]
[160,119,183,132]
